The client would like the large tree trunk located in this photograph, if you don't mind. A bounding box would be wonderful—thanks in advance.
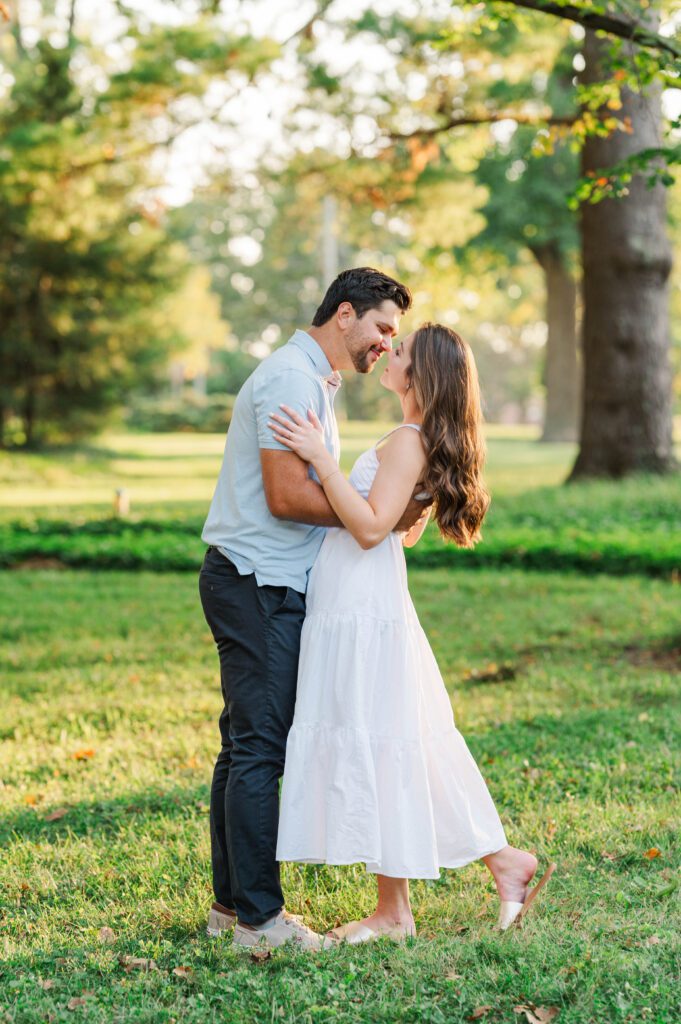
[532,244,580,442]
[570,24,674,479]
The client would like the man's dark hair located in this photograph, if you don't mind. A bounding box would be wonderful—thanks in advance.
[311,267,412,327]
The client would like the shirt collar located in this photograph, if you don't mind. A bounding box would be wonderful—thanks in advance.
[289,329,342,389]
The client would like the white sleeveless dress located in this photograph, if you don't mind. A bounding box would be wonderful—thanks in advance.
[276,425,507,878]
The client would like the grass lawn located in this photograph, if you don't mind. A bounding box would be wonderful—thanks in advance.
[0,424,575,517]
[1,567,679,1023]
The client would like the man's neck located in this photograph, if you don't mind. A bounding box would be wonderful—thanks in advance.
[306,325,347,372]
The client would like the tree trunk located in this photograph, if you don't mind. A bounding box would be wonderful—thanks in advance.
[532,244,580,442]
[570,24,674,479]
[24,384,36,448]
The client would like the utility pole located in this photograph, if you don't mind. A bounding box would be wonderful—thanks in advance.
[320,195,345,418]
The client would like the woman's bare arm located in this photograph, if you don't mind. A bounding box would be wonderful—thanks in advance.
[269,407,426,550]
[402,505,431,548]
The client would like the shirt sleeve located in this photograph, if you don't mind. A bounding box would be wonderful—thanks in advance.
[253,367,324,451]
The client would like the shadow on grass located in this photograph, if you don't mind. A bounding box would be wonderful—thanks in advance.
[3,702,678,849]
[0,784,210,846]
[459,629,681,683]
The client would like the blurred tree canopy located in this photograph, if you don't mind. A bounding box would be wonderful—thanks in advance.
[0,0,279,446]
[281,0,678,475]
[0,0,678,474]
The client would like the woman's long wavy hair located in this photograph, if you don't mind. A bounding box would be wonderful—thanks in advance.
[406,323,490,548]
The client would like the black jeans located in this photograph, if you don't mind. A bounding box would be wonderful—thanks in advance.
[198,546,306,925]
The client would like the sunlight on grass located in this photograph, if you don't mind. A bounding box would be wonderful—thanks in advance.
[1,568,679,1023]
[0,424,576,514]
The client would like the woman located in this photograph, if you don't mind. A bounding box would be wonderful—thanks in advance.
[268,323,554,943]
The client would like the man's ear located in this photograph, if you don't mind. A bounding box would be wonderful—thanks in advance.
[336,301,355,329]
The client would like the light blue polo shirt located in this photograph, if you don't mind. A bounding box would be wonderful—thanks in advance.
[202,330,341,593]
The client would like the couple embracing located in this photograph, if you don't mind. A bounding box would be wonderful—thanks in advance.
[199,267,554,950]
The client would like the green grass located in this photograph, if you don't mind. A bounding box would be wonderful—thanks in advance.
[1,568,679,1023]
[0,424,572,518]
[1,428,680,1019]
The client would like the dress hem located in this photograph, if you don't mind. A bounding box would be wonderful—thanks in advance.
[277,841,508,880]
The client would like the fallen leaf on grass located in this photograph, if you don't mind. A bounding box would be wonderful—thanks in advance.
[38,979,55,990]
[172,966,194,981]
[250,948,272,964]
[24,794,39,806]
[645,935,661,947]
[446,969,462,981]
[514,1005,560,1024]
[67,997,87,1010]
[118,956,158,972]
[467,1008,492,1020]
[643,848,661,860]
[465,663,516,684]
[98,927,116,944]
[71,749,95,761]
[45,808,68,822]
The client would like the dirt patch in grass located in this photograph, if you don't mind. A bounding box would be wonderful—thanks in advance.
[11,556,66,570]
[625,638,681,673]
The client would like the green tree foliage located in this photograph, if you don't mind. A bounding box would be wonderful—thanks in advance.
[0,36,183,446]
[468,46,581,439]
[0,2,280,447]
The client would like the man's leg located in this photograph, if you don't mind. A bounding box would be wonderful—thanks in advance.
[200,549,241,911]
[224,581,305,924]
[199,548,305,925]
[208,678,234,911]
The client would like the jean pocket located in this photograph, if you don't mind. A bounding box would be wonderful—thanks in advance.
[263,585,305,617]
[202,548,241,575]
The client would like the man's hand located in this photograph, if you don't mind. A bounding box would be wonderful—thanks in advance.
[394,494,432,534]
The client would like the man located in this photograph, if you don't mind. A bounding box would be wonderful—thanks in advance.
[199,267,422,949]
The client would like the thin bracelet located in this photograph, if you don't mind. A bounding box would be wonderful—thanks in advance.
[320,468,341,485]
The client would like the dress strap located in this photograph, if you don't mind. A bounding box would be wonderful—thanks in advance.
[375,423,422,447]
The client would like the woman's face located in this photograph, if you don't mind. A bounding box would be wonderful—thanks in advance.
[380,331,415,396]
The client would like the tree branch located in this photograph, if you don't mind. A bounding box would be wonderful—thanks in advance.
[67,0,77,45]
[60,79,251,180]
[388,111,577,139]
[283,0,337,45]
[494,1,681,60]
[9,0,26,56]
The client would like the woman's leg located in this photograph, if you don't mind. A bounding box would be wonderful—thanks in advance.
[361,875,416,935]
[483,845,538,902]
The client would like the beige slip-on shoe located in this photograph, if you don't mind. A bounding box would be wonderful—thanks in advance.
[328,920,414,945]
[497,862,557,931]
[233,911,325,951]
[206,901,237,938]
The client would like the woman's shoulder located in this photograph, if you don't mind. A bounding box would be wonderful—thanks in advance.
[376,424,425,464]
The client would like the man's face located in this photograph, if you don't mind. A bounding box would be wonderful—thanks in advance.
[343,300,402,374]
